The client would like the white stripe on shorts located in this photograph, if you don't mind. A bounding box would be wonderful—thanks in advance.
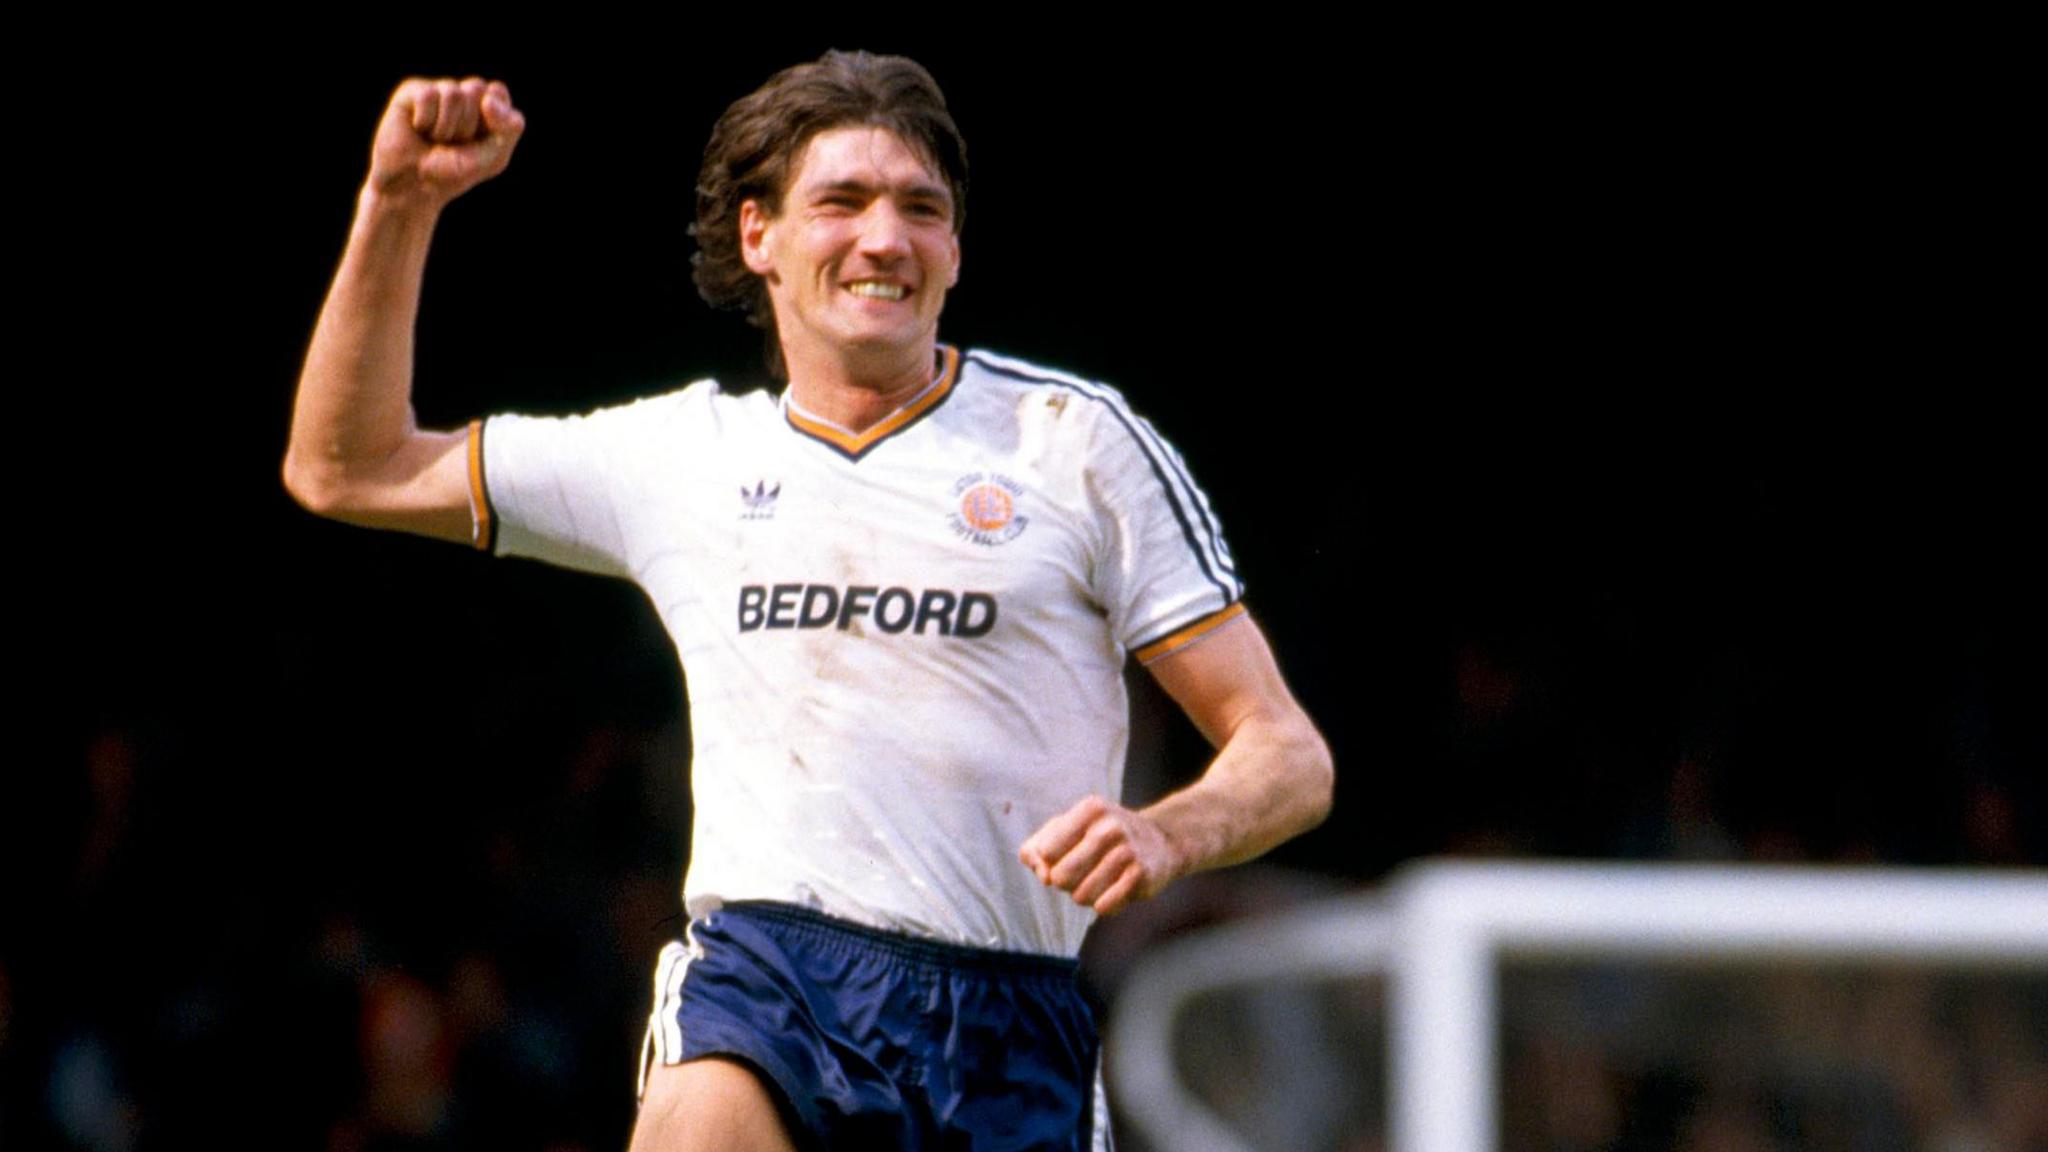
[1092,1050,1115,1152]
[637,930,702,1100]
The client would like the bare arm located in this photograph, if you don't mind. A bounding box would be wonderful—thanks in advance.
[1019,613,1334,916]
[282,77,526,543]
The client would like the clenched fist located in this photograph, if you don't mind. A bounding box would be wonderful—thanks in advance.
[1019,794,1187,917]
[368,77,525,207]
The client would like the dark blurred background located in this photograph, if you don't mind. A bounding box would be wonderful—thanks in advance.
[13,20,2037,1152]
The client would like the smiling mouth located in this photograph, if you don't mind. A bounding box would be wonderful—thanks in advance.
[846,281,908,301]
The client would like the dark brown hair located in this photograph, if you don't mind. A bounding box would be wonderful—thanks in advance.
[693,50,968,378]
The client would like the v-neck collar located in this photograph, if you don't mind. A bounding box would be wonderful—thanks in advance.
[781,345,961,462]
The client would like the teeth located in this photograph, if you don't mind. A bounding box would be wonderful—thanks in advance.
[848,281,906,300]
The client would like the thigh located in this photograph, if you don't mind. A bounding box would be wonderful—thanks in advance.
[630,1057,799,1152]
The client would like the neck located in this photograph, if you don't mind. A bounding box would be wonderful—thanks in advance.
[782,340,940,434]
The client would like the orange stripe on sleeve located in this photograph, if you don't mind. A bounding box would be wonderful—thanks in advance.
[467,419,494,553]
[1134,602,1247,664]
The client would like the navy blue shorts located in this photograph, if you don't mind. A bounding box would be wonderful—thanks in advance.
[638,901,1112,1151]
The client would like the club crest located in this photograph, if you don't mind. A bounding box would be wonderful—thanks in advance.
[949,472,1028,546]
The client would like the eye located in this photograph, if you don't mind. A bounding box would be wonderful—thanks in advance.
[815,193,863,213]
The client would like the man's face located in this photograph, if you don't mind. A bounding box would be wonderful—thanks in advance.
[741,125,962,373]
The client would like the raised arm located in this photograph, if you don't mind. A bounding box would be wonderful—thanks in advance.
[282,77,526,543]
[1019,614,1334,916]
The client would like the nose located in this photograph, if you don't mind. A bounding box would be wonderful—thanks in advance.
[855,201,913,260]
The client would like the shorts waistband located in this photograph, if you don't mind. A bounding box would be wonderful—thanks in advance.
[712,901,1080,978]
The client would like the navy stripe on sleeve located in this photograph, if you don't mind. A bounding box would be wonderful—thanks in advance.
[967,352,1242,603]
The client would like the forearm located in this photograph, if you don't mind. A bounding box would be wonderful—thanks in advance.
[283,187,444,510]
[1021,615,1334,916]
[1142,705,1334,881]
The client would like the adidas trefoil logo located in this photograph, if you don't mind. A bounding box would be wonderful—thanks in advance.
[740,480,782,521]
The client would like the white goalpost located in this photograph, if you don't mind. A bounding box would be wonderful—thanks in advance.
[1108,861,2048,1152]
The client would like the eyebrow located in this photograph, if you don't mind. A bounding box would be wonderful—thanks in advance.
[808,178,952,207]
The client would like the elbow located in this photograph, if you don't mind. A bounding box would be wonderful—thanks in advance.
[1238,707,1335,842]
[282,450,355,520]
[1263,707,1333,836]
[281,451,332,516]
[1298,730,1335,831]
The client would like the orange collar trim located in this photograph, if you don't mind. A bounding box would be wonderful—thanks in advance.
[783,346,961,461]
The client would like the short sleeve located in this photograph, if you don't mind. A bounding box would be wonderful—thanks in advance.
[474,388,701,579]
[1086,394,1246,663]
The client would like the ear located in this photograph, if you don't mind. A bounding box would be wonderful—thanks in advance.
[740,198,776,276]
[944,233,962,289]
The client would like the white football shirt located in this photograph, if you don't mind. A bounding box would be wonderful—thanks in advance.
[473,346,1243,956]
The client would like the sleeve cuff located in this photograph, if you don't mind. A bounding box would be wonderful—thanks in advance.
[1132,602,1247,664]
[467,418,496,554]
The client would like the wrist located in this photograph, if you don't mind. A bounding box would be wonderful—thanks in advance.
[356,179,447,227]
[1144,801,1204,884]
